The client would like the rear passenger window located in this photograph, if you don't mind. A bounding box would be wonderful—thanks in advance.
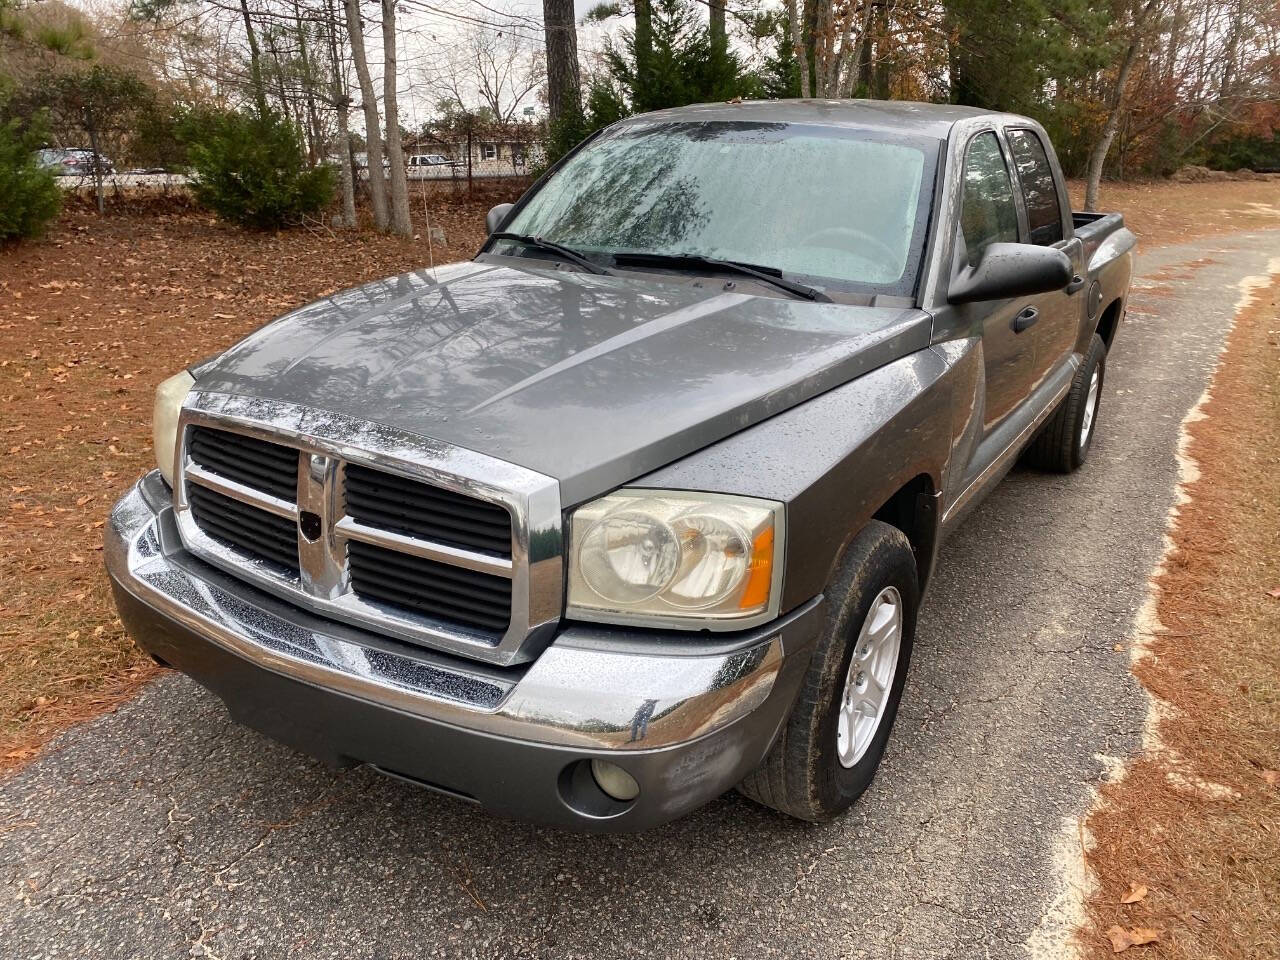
[1008,130,1064,245]
[960,132,1019,268]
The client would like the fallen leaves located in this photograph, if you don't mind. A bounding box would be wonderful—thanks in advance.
[1120,883,1148,904]
[1106,926,1161,953]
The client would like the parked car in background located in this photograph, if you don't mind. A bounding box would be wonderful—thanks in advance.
[406,153,461,180]
[107,100,1134,832]
[35,147,115,176]
[408,153,458,169]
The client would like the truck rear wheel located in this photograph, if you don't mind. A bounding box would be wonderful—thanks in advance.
[738,521,918,822]
[1025,334,1106,473]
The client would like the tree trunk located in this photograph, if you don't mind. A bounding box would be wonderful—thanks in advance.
[709,0,725,49]
[812,0,833,95]
[788,0,809,98]
[343,0,388,230]
[827,0,854,93]
[1084,0,1160,211]
[292,0,324,165]
[238,0,269,116]
[381,0,411,237]
[264,29,292,119]
[837,0,877,97]
[802,0,817,96]
[1219,0,1245,99]
[541,0,581,123]
[325,0,356,228]
[87,111,104,215]
[634,0,654,109]
[709,0,727,92]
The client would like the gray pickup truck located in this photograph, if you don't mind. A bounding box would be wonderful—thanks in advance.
[106,100,1134,831]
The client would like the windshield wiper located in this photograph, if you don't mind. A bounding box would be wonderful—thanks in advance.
[489,232,613,276]
[611,251,832,302]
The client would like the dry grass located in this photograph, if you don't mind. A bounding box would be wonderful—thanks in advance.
[1078,275,1280,958]
[0,191,512,768]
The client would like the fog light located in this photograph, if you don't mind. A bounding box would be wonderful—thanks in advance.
[590,759,640,801]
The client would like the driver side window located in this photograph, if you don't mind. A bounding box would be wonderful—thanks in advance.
[960,132,1019,268]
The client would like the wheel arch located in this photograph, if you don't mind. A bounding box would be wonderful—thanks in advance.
[1095,297,1123,350]
[870,473,941,594]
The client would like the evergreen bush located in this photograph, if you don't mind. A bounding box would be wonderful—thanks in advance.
[0,116,61,242]
[183,109,333,229]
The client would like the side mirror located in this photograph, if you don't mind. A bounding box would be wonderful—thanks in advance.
[948,242,1072,304]
[486,203,514,236]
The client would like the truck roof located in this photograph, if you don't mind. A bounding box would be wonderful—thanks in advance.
[626,98,1013,139]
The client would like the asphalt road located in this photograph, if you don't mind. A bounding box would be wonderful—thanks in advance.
[3,229,1278,960]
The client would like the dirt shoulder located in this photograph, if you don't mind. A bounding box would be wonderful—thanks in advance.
[1078,271,1280,957]
[0,192,509,769]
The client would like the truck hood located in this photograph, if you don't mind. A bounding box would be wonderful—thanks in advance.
[196,260,933,505]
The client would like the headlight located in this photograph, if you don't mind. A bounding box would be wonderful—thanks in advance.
[153,369,195,486]
[567,490,783,628]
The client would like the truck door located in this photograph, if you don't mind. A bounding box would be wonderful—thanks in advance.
[1004,128,1085,389]
[957,130,1034,431]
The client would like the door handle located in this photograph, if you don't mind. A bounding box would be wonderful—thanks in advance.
[1012,306,1039,333]
[1065,274,1086,294]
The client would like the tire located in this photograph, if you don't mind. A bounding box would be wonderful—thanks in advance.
[738,520,918,822]
[1024,334,1107,473]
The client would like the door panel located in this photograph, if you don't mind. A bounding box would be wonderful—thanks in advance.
[957,131,1032,432]
[1006,129,1082,387]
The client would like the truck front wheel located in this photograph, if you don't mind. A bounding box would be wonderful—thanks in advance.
[738,520,918,822]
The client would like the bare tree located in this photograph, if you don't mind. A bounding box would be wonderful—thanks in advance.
[237,0,269,113]
[343,0,388,230]
[291,0,325,164]
[788,0,809,98]
[325,0,356,227]
[421,27,544,124]
[805,0,877,97]
[381,0,411,236]
[1085,0,1163,210]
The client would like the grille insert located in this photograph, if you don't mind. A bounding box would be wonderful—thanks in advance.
[347,540,511,634]
[344,464,512,557]
[189,427,298,502]
[187,484,299,575]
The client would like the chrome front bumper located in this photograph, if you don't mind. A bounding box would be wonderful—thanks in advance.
[105,472,821,830]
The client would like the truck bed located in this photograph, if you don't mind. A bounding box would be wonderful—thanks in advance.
[1073,210,1128,268]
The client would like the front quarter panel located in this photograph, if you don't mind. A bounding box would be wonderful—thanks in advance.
[638,343,982,609]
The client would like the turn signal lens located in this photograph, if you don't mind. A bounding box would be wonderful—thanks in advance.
[737,526,775,611]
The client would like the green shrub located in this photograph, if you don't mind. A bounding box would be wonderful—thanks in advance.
[182,109,333,229]
[0,116,61,242]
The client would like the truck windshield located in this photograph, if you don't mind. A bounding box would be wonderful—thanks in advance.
[496,120,938,297]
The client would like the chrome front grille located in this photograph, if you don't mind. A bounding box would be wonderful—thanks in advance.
[189,427,298,502]
[344,464,512,556]
[346,540,512,632]
[172,393,564,666]
[187,483,300,576]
